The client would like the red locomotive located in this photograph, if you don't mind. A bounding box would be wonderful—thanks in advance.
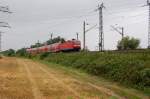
[26,39,81,54]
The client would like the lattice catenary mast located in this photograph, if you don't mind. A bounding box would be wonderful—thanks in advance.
[97,3,105,51]
[147,0,150,48]
[0,6,11,52]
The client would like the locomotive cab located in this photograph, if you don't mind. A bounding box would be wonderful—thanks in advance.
[71,39,81,51]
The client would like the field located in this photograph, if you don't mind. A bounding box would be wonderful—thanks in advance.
[0,57,149,99]
[39,51,150,92]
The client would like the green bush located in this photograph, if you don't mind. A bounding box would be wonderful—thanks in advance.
[117,36,140,50]
[140,68,150,87]
[42,51,150,90]
[2,49,15,57]
[39,52,50,60]
[16,48,27,56]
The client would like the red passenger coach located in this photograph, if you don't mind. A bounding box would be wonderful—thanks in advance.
[26,39,81,54]
[26,48,38,55]
[48,43,61,52]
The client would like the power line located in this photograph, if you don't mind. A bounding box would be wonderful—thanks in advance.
[44,12,97,30]
[42,6,146,26]
[25,2,148,33]
[0,6,12,13]
[0,22,11,28]
[111,25,124,39]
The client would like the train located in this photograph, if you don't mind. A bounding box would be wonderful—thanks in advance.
[26,39,81,54]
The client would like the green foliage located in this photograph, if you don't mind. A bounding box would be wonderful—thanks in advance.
[16,48,33,58]
[140,68,150,87]
[109,96,118,99]
[40,51,150,91]
[117,36,140,50]
[30,42,43,48]
[16,48,27,56]
[46,36,65,45]
[39,52,50,60]
[30,36,65,48]
[1,49,15,56]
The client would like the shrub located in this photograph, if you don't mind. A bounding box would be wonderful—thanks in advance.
[39,52,50,60]
[2,49,15,57]
[43,51,150,90]
[140,68,150,87]
[117,36,140,50]
[16,48,27,56]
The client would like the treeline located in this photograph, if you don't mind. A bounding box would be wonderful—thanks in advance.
[0,49,16,57]
[0,48,31,58]
[30,36,65,48]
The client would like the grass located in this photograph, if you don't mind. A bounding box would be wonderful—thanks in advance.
[0,57,34,99]
[108,96,118,99]
[14,50,150,98]
[37,51,150,92]
[2,57,148,99]
[35,59,149,99]
[0,54,2,59]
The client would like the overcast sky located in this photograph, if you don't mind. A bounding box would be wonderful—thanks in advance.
[0,0,148,51]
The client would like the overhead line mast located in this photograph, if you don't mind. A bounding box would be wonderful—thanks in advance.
[97,3,105,52]
[0,32,2,52]
[83,21,86,50]
[83,21,97,51]
[143,0,150,48]
[147,0,150,48]
[76,32,79,40]
[0,6,11,52]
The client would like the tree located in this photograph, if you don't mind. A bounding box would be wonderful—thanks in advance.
[46,36,65,45]
[29,37,65,48]
[117,36,140,50]
[2,49,15,56]
[30,42,42,48]
[16,48,27,56]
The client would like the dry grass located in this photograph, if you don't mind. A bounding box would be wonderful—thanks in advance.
[0,58,34,99]
[0,57,148,99]
[39,61,149,99]
[24,60,109,99]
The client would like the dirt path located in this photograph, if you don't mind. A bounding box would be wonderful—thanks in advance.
[21,60,44,99]
[0,57,149,99]
[32,61,124,99]
[37,63,81,98]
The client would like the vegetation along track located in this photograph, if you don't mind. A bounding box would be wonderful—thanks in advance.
[0,57,149,99]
